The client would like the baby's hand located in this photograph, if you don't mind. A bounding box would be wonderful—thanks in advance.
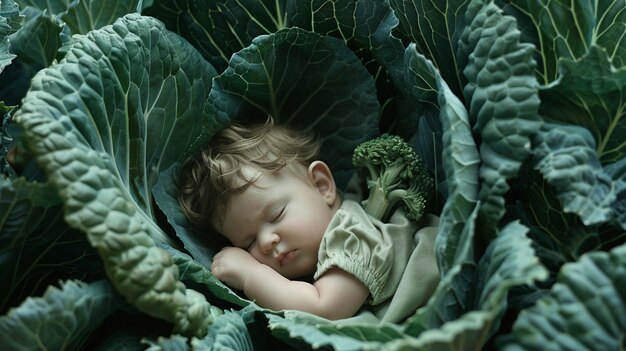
[211,246,260,291]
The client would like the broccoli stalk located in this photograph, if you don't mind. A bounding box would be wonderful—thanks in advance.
[352,134,433,222]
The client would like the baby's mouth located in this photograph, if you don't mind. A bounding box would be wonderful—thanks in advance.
[278,250,297,267]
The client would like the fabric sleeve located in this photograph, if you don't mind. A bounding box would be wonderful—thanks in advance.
[315,199,415,305]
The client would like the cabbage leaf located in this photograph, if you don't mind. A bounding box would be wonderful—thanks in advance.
[14,14,217,336]
[0,280,123,351]
[501,243,626,350]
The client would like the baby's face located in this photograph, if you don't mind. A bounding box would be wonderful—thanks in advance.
[212,163,339,279]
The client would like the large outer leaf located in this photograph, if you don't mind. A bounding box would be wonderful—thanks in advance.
[0,177,101,313]
[209,27,379,187]
[288,0,405,81]
[532,123,615,227]
[426,48,480,274]
[540,46,626,164]
[17,14,217,231]
[502,243,626,350]
[459,0,542,235]
[289,0,413,136]
[0,280,123,351]
[14,14,216,337]
[389,0,470,99]
[146,0,402,78]
[497,0,626,84]
[144,0,292,72]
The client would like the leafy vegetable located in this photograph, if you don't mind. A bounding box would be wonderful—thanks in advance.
[0,0,624,348]
[0,280,123,351]
[352,133,433,222]
[13,13,216,337]
[501,243,626,351]
[0,0,20,73]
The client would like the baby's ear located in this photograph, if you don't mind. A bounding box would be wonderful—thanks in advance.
[308,161,338,207]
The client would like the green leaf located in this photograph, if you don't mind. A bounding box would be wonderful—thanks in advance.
[0,0,20,73]
[532,123,614,226]
[473,221,548,313]
[539,46,626,164]
[162,245,251,309]
[193,308,255,350]
[1,0,21,25]
[430,49,480,274]
[209,27,379,187]
[0,177,102,313]
[14,14,217,337]
[8,8,64,67]
[268,312,386,351]
[8,0,144,73]
[606,158,626,230]
[498,0,626,84]
[459,0,542,235]
[0,280,123,351]
[514,165,610,263]
[0,24,16,74]
[289,0,410,136]
[393,44,443,178]
[144,0,292,72]
[145,307,255,351]
[501,243,626,351]
[288,0,405,78]
[93,329,146,351]
[389,0,471,99]
[16,0,143,33]
[144,335,190,351]
[404,261,477,337]
[153,164,219,268]
[14,0,72,15]
[62,0,144,34]
[1,102,16,177]
[17,14,218,240]
[145,0,409,136]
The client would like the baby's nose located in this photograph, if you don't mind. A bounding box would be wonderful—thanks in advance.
[260,231,280,253]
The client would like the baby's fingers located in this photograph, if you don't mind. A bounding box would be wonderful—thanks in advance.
[211,250,226,278]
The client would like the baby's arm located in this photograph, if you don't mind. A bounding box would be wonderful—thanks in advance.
[212,247,369,320]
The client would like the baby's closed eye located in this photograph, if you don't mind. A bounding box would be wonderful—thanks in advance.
[270,205,286,223]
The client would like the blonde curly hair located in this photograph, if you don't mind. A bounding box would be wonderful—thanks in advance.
[178,118,320,235]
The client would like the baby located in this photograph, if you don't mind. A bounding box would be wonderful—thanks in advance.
[178,119,439,321]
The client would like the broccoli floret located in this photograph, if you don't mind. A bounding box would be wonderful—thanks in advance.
[352,134,433,222]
